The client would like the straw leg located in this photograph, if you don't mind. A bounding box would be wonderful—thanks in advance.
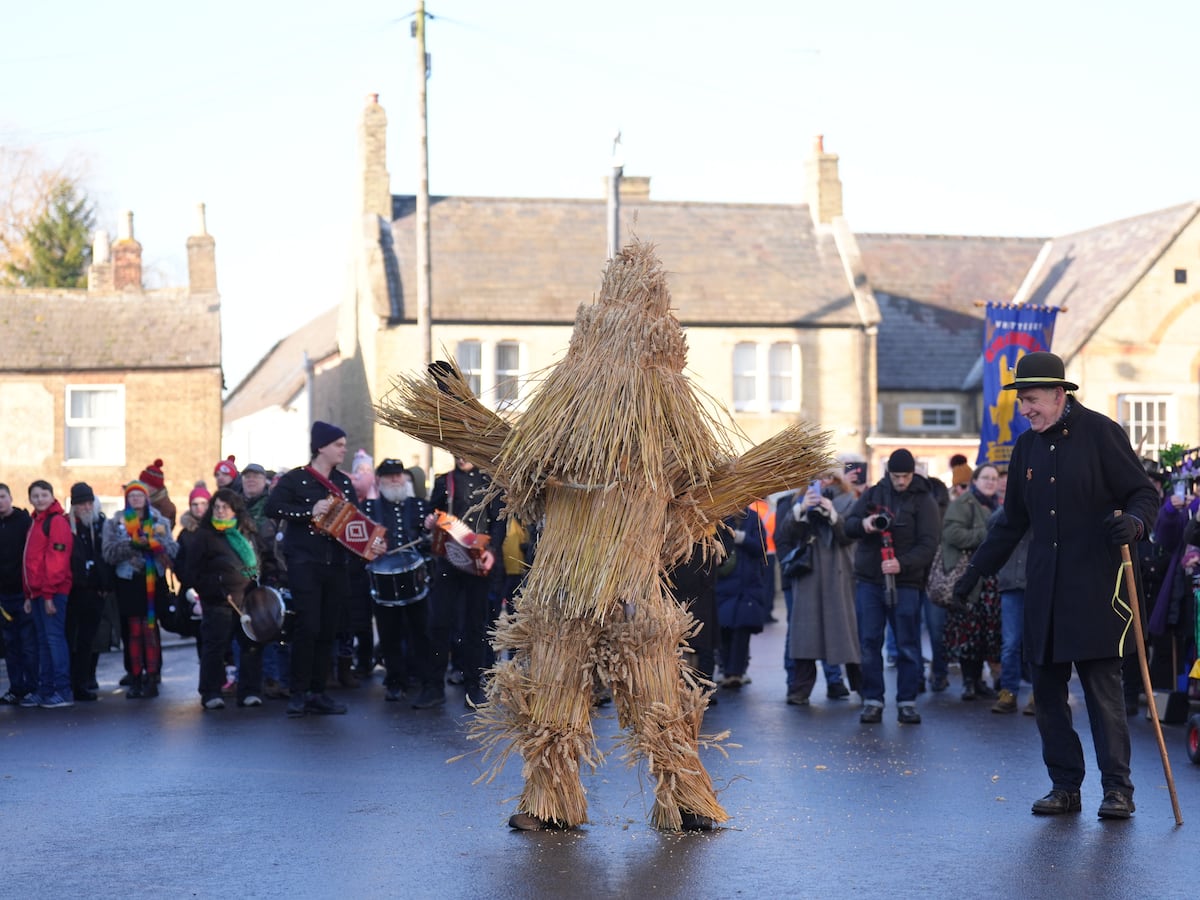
[604,599,728,831]
[499,610,600,827]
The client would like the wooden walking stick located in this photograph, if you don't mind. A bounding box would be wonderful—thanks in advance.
[1117,512,1183,825]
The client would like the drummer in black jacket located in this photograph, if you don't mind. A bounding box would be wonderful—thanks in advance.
[265,421,355,718]
[361,459,432,702]
[186,488,270,710]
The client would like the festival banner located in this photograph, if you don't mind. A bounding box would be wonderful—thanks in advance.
[976,303,1061,466]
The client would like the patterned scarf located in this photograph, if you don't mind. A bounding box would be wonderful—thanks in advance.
[213,516,259,580]
[124,507,165,628]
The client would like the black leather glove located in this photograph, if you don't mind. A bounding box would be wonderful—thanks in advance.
[951,565,981,608]
[1102,512,1139,546]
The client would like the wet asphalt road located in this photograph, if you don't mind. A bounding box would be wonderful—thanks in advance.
[3,618,1198,900]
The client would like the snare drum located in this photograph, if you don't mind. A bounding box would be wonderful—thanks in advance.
[240,585,286,643]
[366,549,430,607]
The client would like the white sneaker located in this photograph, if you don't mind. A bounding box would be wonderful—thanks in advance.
[203,697,226,710]
[239,695,263,707]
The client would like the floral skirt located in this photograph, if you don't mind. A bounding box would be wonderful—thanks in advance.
[942,575,1002,662]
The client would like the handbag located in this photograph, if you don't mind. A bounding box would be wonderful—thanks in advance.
[779,538,815,579]
[927,544,970,609]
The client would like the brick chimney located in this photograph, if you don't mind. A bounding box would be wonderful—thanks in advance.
[111,210,143,290]
[805,135,843,226]
[360,93,391,220]
[88,229,114,292]
[187,203,218,293]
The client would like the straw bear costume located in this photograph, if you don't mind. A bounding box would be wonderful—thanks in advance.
[378,242,830,830]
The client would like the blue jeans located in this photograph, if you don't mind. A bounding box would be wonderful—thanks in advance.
[1,593,37,696]
[856,581,922,705]
[31,594,72,697]
[999,590,1025,693]
[921,592,948,681]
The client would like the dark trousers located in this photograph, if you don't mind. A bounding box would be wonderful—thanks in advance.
[1030,657,1133,796]
[200,603,264,702]
[684,591,718,682]
[428,561,491,690]
[376,600,431,690]
[1,593,37,696]
[65,589,105,694]
[287,560,348,696]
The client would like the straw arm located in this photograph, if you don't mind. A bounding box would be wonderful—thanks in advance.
[692,422,834,523]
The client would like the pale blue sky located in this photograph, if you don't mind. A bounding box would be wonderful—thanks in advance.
[3,0,1197,387]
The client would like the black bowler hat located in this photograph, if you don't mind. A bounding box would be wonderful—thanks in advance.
[1002,351,1078,391]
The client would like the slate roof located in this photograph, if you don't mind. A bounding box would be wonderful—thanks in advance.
[223,307,339,420]
[384,196,863,327]
[856,234,1045,391]
[0,288,220,371]
[1019,202,1200,360]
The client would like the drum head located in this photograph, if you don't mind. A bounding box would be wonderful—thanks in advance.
[367,549,425,575]
[241,585,285,643]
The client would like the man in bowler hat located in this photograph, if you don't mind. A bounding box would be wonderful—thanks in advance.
[954,351,1158,819]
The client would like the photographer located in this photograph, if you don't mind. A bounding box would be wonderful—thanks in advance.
[844,449,940,725]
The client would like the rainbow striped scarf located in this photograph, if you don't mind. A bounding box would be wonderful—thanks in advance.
[124,508,165,628]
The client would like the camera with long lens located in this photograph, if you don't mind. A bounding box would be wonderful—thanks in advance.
[869,510,893,531]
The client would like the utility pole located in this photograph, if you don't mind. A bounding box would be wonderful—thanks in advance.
[607,131,623,259]
[414,1,433,473]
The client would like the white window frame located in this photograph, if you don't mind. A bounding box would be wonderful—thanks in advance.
[494,340,522,411]
[456,340,482,397]
[732,342,760,412]
[898,403,960,432]
[768,342,801,412]
[65,384,126,465]
[1118,393,1175,452]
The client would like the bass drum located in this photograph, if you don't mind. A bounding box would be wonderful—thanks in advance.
[367,549,430,607]
[239,585,286,644]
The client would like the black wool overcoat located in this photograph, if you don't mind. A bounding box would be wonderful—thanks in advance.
[972,400,1158,664]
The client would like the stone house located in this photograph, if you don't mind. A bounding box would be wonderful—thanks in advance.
[317,97,882,478]
[223,94,1200,487]
[0,208,222,512]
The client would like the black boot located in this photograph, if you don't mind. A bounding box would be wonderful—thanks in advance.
[142,673,159,698]
[126,674,144,699]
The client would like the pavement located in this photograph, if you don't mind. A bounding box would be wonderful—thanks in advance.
[3,619,1198,899]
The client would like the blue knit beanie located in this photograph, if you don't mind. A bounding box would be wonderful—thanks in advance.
[310,421,347,455]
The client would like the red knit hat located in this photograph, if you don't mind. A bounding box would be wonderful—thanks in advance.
[189,481,211,504]
[139,459,165,491]
[214,455,238,481]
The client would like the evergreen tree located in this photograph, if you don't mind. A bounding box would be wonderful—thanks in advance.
[4,178,95,288]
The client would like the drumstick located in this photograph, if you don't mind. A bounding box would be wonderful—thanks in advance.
[383,537,425,555]
[225,593,252,628]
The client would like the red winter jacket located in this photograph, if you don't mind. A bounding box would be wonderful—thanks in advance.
[24,500,74,598]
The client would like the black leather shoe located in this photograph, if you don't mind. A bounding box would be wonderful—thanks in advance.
[679,811,715,831]
[1097,790,1135,819]
[897,705,921,725]
[286,694,307,718]
[305,692,348,715]
[860,705,883,724]
[411,685,446,710]
[1031,789,1082,815]
[826,682,850,700]
[961,681,976,701]
[74,689,99,702]
[508,812,569,831]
